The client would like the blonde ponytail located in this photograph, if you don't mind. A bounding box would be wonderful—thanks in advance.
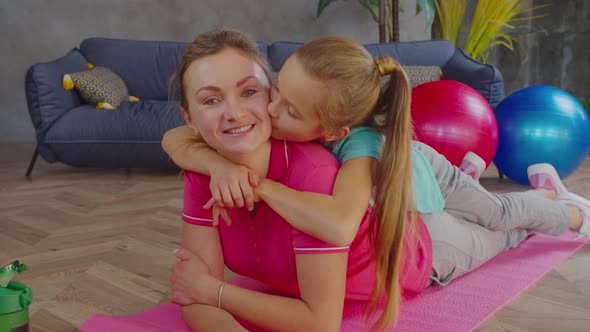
[294,39,416,331]
[368,56,416,332]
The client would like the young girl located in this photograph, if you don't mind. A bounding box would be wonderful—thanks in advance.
[167,33,590,330]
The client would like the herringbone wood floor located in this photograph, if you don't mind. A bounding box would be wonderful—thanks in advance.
[1,143,589,332]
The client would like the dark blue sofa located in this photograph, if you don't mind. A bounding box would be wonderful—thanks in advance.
[24,37,503,175]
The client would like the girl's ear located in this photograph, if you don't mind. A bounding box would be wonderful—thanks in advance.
[322,127,350,142]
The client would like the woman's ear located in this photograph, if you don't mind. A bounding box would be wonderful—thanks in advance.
[181,107,194,129]
[322,127,350,142]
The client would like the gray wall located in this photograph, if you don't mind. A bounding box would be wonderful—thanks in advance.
[490,0,589,99]
[441,0,588,108]
[1,0,431,142]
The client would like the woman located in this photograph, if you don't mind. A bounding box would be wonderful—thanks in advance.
[169,28,390,332]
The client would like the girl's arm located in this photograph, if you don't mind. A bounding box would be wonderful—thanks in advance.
[255,157,375,246]
[162,125,256,209]
[161,125,209,173]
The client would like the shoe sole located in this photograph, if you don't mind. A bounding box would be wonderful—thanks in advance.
[463,152,486,173]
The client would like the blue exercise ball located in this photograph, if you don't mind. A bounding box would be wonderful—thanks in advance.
[494,85,590,185]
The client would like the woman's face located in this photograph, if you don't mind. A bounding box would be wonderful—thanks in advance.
[268,55,326,142]
[183,48,272,156]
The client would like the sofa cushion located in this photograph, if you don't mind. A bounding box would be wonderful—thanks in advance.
[25,48,89,163]
[442,48,504,109]
[46,100,183,142]
[364,40,456,67]
[44,100,185,168]
[267,40,457,72]
[79,38,271,102]
[80,38,188,101]
[25,48,88,136]
[268,42,302,72]
[63,66,134,109]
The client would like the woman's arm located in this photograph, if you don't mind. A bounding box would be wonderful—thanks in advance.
[181,305,247,332]
[177,212,348,332]
[221,253,348,332]
[181,222,224,281]
[255,157,375,246]
[174,223,248,331]
[162,125,256,209]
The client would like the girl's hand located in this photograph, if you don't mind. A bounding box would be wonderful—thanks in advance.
[210,202,233,227]
[204,170,262,226]
[209,164,258,210]
[170,248,221,306]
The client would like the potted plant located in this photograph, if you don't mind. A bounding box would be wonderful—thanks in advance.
[317,0,436,42]
[434,0,547,63]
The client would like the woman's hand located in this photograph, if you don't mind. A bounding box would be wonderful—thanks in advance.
[209,164,259,210]
[170,248,222,306]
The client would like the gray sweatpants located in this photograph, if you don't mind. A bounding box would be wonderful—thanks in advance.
[412,141,571,286]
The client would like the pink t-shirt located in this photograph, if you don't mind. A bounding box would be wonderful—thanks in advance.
[182,138,432,300]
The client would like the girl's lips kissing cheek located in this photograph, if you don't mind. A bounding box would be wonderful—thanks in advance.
[223,124,254,136]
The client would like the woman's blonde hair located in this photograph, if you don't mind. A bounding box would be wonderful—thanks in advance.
[294,37,415,331]
[169,28,273,109]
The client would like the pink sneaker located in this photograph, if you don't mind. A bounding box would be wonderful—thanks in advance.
[527,163,568,195]
[557,192,590,235]
[459,152,486,181]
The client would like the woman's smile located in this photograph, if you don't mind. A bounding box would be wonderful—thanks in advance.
[224,124,255,135]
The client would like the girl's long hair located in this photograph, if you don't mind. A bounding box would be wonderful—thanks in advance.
[295,38,415,331]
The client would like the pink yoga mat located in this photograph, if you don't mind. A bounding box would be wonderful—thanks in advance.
[79,231,588,332]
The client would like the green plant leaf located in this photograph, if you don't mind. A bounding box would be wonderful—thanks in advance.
[317,0,339,17]
[416,0,436,29]
[434,0,467,46]
[463,0,535,63]
[358,0,381,22]
[387,0,393,40]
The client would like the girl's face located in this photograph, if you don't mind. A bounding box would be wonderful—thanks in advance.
[182,48,272,156]
[268,55,326,142]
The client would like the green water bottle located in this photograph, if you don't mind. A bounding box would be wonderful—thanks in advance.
[0,262,31,332]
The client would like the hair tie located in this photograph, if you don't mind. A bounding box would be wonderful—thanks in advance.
[374,59,386,77]
[374,57,400,77]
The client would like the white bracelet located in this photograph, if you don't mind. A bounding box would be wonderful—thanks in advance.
[217,281,228,308]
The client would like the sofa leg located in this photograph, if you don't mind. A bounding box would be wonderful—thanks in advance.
[497,169,504,181]
[25,145,39,177]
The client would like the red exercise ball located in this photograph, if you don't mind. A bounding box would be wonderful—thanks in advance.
[411,80,498,167]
